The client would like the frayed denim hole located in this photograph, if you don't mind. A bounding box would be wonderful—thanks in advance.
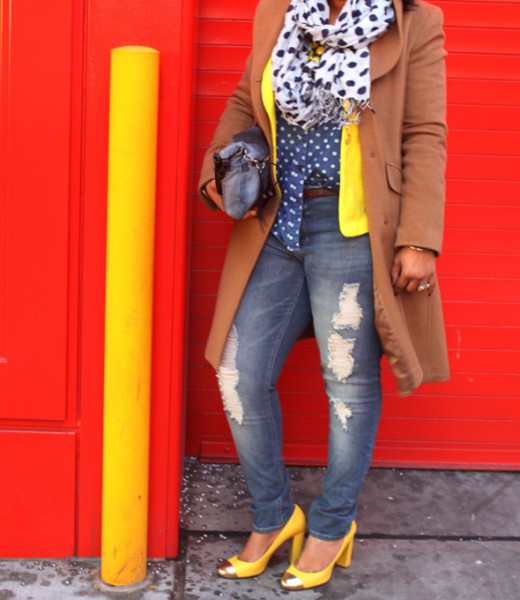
[330,398,353,432]
[217,325,244,425]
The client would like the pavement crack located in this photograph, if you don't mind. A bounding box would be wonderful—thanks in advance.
[470,479,515,515]
[171,529,189,600]
[183,529,520,543]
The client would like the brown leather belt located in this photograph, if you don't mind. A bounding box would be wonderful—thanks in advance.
[303,188,336,198]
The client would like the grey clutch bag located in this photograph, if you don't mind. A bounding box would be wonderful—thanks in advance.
[213,126,276,220]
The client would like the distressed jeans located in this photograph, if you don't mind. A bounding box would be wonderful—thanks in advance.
[217,195,382,540]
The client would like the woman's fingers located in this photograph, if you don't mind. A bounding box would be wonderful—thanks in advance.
[392,247,436,296]
[241,208,258,220]
[204,179,259,220]
[204,179,225,211]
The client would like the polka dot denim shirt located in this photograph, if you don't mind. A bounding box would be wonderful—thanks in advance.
[271,110,341,251]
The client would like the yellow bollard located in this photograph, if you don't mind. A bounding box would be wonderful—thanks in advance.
[102,46,159,586]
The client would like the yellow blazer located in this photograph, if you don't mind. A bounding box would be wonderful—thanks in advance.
[261,59,368,237]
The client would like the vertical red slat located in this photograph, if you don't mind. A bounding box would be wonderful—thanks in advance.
[165,0,196,558]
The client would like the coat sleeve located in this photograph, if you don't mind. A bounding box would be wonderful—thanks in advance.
[394,6,447,255]
[198,55,256,209]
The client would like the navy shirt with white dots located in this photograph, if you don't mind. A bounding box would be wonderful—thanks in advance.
[271,111,342,251]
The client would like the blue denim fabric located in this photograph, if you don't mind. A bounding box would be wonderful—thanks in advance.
[217,194,382,540]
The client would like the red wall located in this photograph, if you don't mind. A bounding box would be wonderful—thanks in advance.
[0,0,194,558]
[186,0,520,469]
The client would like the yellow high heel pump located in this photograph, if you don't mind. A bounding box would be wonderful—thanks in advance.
[280,520,357,590]
[217,504,306,579]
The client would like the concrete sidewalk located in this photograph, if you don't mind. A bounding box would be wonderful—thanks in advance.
[1,459,519,599]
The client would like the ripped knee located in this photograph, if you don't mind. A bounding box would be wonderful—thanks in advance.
[327,283,363,382]
[330,398,353,431]
[217,325,244,425]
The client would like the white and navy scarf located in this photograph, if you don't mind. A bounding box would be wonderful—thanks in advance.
[272,0,395,129]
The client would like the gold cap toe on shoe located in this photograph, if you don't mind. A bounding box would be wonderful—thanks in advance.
[280,572,305,590]
[217,560,238,578]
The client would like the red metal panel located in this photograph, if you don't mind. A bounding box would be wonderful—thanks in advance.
[447,155,520,180]
[0,0,82,558]
[195,97,230,120]
[0,431,76,557]
[448,79,520,105]
[447,204,520,228]
[448,131,520,156]
[198,20,253,45]
[446,180,520,206]
[445,26,520,54]
[434,1,520,28]
[443,229,519,254]
[190,409,520,446]
[445,324,520,350]
[441,278,520,303]
[440,254,520,278]
[0,0,75,421]
[198,439,520,469]
[447,53,520,80]
[195,71,243,97]
[187,0,520,469]
[198,46,250,71]
[198,0,256,19]
[447,105,520,130]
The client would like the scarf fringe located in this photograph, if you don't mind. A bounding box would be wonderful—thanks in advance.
[289,88,370,131]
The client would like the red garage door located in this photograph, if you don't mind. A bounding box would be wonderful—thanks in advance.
[187,0,520,469]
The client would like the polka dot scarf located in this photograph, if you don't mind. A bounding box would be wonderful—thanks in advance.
[272,0,395,130]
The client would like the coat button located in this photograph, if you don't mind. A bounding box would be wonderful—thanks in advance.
[384,217,389,225]
[369,150,376,158]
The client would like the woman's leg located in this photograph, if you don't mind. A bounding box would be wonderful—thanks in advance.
[300,197,382,544]
[217,233,312,536]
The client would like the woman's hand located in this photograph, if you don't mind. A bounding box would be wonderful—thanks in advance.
[204,179,259,220]
[391,247,436,296]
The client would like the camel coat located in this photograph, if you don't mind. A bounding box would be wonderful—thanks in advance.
[198,0,450,396]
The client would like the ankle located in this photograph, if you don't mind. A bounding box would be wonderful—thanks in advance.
[294,535,344,572]
[238,528,283,562]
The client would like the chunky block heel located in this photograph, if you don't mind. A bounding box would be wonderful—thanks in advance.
[288,529,305,563]
[336,535,354,568]
[280,520,357,590]
[217,504,306,579]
